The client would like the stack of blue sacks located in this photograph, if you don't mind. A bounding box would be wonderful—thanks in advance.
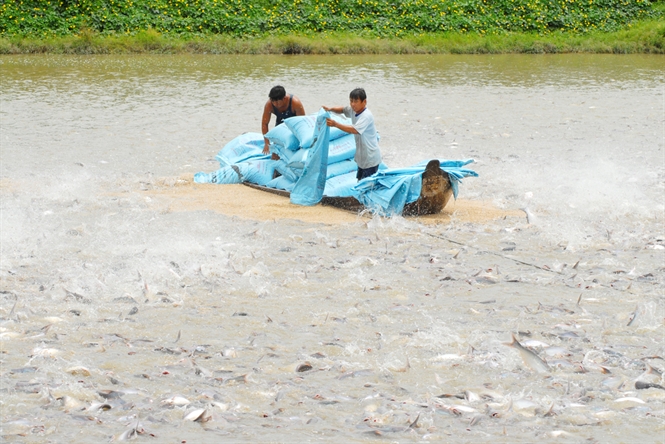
[194,109,478,215]
[194,112,376,198]
[264,112,373,196]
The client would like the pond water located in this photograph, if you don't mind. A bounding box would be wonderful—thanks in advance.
[1,54,663,443]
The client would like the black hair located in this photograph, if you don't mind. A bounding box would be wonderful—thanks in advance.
[349,88,366,101]
[269,85,286,101]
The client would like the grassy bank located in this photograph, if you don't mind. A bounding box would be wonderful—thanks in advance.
[1,19,664,55]
[1,0,663,54]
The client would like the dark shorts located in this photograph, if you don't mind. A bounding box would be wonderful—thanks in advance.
[356,165,379,181]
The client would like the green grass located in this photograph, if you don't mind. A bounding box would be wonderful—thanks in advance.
[1,18,663,55]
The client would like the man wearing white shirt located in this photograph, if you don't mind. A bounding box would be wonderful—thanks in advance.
[323,88,382,180]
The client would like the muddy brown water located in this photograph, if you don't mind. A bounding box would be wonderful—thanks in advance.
[1,54,663,443]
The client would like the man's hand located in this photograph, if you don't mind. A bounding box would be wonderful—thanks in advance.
[323,105,343,114]
[263,140,270,154]
[326,119,358,135]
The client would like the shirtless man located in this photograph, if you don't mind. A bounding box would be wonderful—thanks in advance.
[261,85,306,155]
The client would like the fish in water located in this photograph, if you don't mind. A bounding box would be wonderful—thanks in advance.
[161,395,191,406]
[521,207,536,224]
[117,417,145,441]
[634,364,664,389]
[505,334,550,373]
[362,413,420,435]
[627,304,640,326]
[635,380,665,390]
[184,408,211,422]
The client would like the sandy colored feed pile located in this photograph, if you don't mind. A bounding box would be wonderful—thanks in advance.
[144,176,523,225]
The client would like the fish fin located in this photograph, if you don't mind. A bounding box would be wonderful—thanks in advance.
[504,333,518,347]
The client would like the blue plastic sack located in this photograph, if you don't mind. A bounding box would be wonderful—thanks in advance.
[326,159,357,179]
[290,109,330,206]
[274,159,300,183]
[194,159,276,186]
[327,134,356,164]
[215,132,269,166]
[270,143,296,164]
[193,165,242,184]
[322,171,358,197]
[240,159,277,186]
[284,113,349,148]
[282,115,316,148]
[264,124,300,151]
[266,175,297,192]
[285,149,309,170]
[287,134,356,169]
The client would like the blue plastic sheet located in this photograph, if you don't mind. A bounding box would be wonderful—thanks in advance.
[352,159,478,216]
[290,109,330,206]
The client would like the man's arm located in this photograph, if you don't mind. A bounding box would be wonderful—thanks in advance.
[326,119,358,134]
[292,97,306,116]
[323,105,358,134]
[261,101,272,154]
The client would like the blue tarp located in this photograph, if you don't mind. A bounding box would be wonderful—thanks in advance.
[290,109,330,206]
[352,159,478,216]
